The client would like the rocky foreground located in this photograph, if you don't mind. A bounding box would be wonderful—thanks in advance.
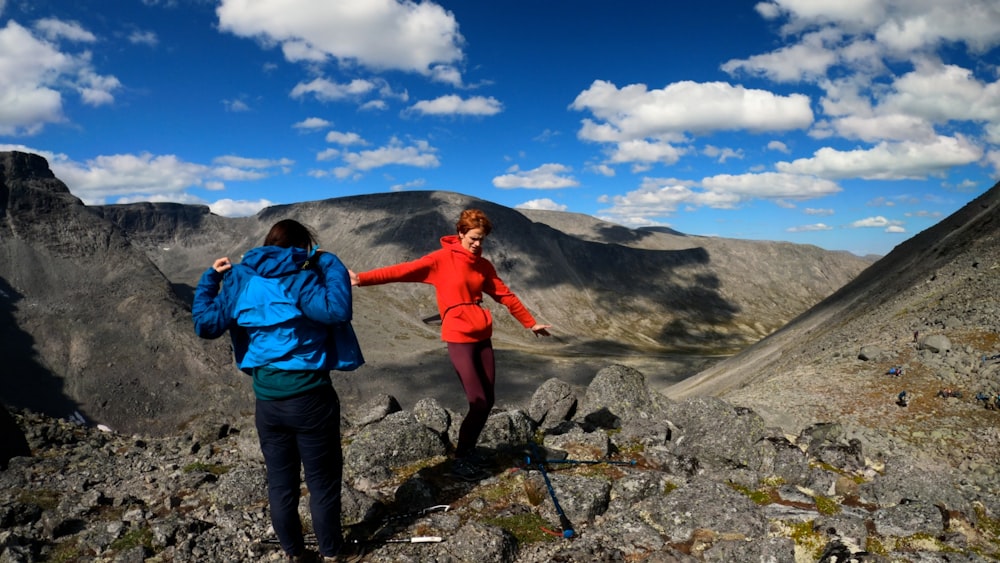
[3,365,1000,562]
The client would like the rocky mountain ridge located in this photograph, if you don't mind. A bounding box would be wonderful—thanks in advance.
[667,178,1000,479]
[0,152,248,436]
[0,150,869,435]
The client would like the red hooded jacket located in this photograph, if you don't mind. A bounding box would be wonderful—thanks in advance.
[357,235,537,343]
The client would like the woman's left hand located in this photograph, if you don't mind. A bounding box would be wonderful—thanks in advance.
[530,324,552,337]
[212,257,232,274]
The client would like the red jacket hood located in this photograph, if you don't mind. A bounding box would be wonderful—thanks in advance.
[440,234,480,262]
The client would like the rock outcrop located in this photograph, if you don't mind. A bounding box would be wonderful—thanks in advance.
[0,151,251,435]
[3,365,998,561]
[0,403,30,470]
[667,179,1000,482]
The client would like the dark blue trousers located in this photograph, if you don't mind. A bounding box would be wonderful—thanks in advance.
[255,385,343,557]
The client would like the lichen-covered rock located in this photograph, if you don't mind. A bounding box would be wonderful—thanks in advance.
[528,378,577,429]
[578,364,666,423]
[664,397,769,472]
[2,363,999,563]
[919,334,952,353]
[343,411,448,482]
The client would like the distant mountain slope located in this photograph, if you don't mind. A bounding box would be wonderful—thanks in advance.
[98,191,872,417]
[105,190,871,355]
[1,151,870,434]
[667,179,1000,464]
[519,207,876,343]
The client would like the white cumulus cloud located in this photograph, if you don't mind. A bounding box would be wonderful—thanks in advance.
[408,95,502,116]
[290,77,378,102]
[293,117,332,130]
[209,198,275,217]
[572,79,814,140]
[516,198,568,211]
[216,0,465,80]
[33,18,96,42]
[331,137,440,175]
[52,153,210,203]
[787,223,833,232]
[325,131,367,145]
[49,152,292,205]
[492,163,579,189]
[597,172,841,227]
[777,135,983,179]
[0,20,120,134]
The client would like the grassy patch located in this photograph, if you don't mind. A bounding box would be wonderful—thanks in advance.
[870,533,957,554]
[182,461,229,476]
[110,526,154,552]
[952,329,1000,352]
[976,503,1000,540]
[971,503,1000,558]
[392,455,446,483]
[484,513,560,545]
[727,482,773,505]
[615,441,645,458]
[17,489,61,510]
[775,520,827,561]
[865,534,889,555]
[813,495,841,516]
[478,472,530,505]
[48,540,87,563]
[760,475,786,487]
[555,463,624,482]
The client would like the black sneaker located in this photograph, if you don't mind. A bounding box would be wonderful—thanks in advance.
[450,458,489,482]
[463,449,494,468]
[322,542,365,563]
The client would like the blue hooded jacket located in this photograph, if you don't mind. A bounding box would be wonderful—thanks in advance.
[192,245,362,399]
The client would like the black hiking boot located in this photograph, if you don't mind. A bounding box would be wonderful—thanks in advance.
[450,457,489,482]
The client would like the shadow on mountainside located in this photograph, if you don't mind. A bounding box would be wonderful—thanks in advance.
[327,191,740,342]
[588,222,662,245]
[0,276,81,419]
[171,282,196,307]
[333,347,605,415]
[332,348,543,415]
[332,343,719,417]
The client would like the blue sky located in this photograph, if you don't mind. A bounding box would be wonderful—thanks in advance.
[2,0,999,257]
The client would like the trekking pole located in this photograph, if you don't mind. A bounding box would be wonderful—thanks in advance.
[347,503,450,544]
[541,458,636,467]
[265,535,443,546]
[384,504,450,522]
[528,443,575,539]
[270,504,452,548]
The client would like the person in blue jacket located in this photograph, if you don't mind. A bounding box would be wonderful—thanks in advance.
[193,219,362,561]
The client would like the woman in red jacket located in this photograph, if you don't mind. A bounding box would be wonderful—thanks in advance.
[350,209,551,481]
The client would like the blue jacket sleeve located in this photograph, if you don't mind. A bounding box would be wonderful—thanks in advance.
[192,267,233,338]
[297,251,353,325]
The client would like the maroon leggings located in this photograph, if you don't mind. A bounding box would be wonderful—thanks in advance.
[447,339,496,456]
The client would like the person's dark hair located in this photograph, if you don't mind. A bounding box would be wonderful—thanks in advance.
[264,219,318,249]
[456,209,493,236]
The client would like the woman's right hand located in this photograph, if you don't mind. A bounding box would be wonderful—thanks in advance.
[530,323,552,337]
[349,269,360,286]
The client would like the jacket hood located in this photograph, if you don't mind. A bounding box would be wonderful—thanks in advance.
[440,234,479,263]
[241,245,312,277]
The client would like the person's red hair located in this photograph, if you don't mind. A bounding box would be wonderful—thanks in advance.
[456,209,492,236]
